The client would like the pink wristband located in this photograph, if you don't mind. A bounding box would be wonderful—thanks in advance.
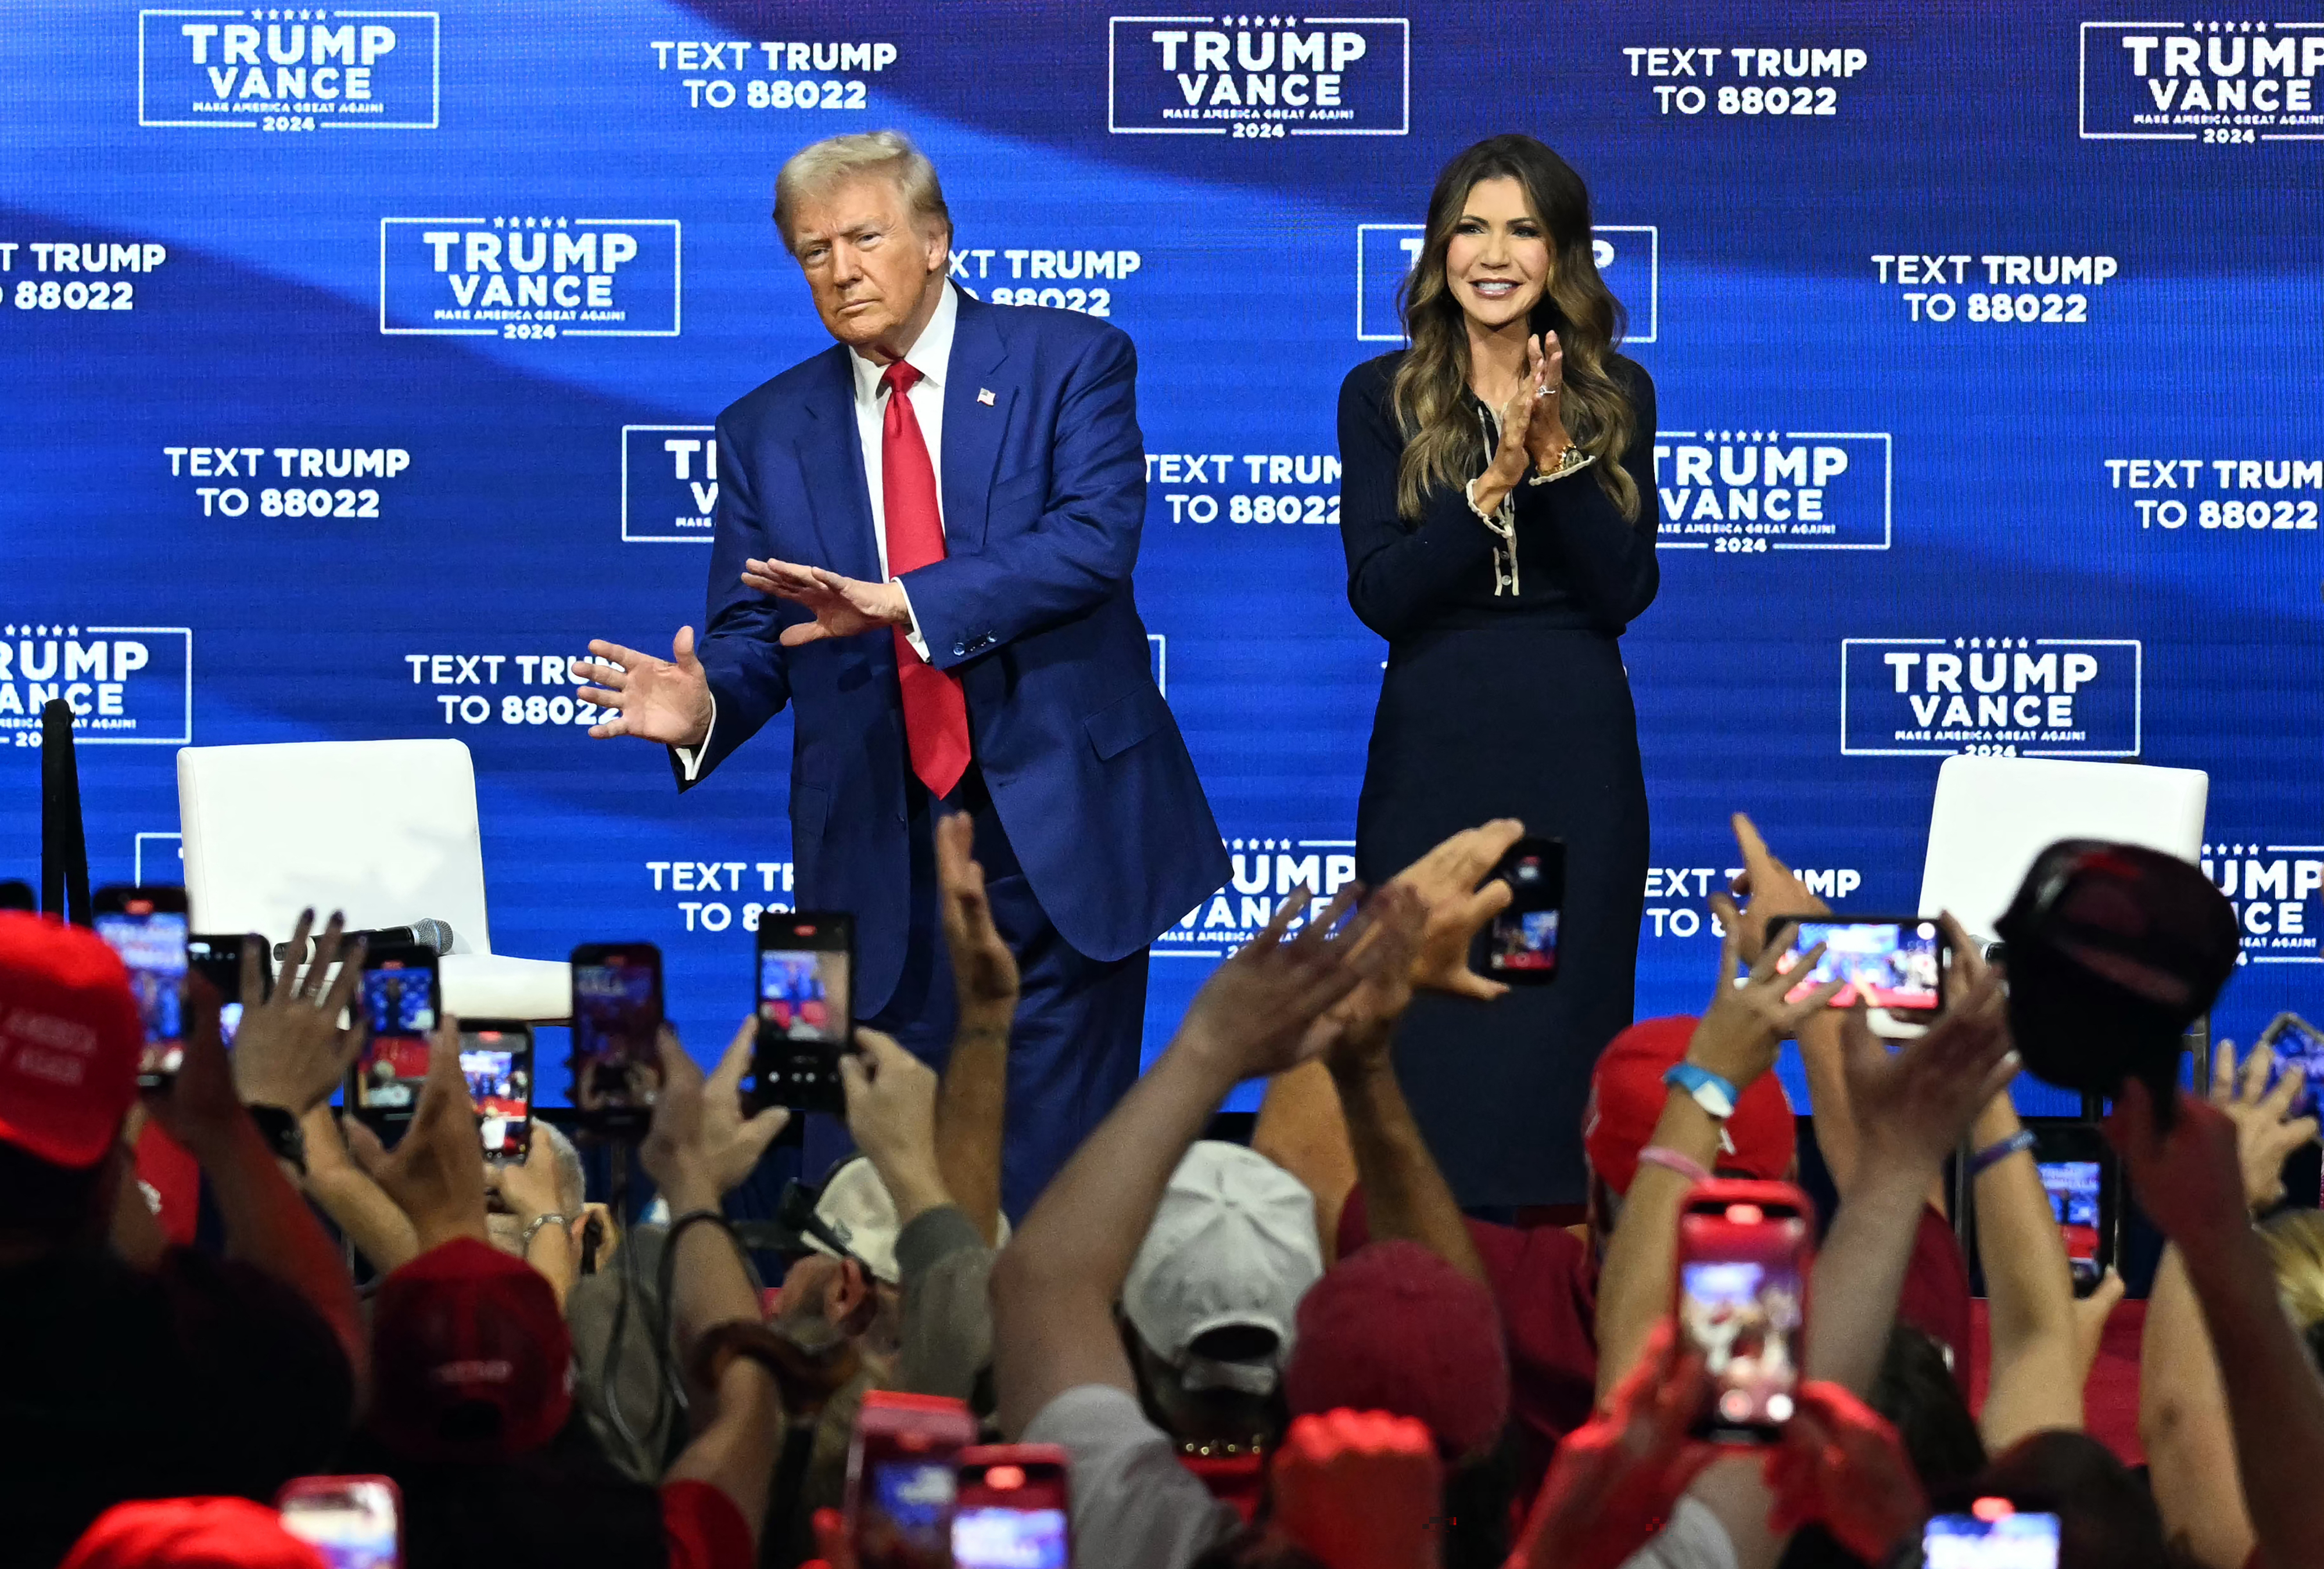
[1636,1146,1712,1184]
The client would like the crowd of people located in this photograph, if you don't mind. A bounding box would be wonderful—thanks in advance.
[8,811,2324,1569]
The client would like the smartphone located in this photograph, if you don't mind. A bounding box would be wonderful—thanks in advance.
[188,933,272,1051]
[92,885,192,1088]
[2260,1013,2324,1120]
[1769,915,1949,1013]
[277,1475,402,1569]
[953,1445,1071,1569]
[2021,1119,2118,1295]
[755,911,856,1114]
[460,1021,534,1162]
[1921,1506,2060,1569]
[1675,1180,1814,1444]
[847,1391,980,1569]
[570,942,664,1134]
[347,946,441,1133]
[1481,836,1565,985]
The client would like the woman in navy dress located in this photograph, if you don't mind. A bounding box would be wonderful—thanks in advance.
[1339,134,1660,1208]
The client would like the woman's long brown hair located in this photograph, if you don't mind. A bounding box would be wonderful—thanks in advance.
[1389,134,1640,523]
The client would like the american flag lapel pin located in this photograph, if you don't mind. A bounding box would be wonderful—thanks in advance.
[977,387,996,406]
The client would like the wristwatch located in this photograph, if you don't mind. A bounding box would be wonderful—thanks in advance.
[1663,1062,1738,1122]
[246,1104,306,1175]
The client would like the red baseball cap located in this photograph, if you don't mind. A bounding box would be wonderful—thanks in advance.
[371,1237,573,1460]
[60,1498,327,1569]
[0,912,144,1169]
[1283,1240,1510,1460]
[1583,1015,1796,1197]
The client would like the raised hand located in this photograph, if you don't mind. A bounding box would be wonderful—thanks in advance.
[1269,1409,1445,1569]
[1315,884,1429,1078]
[1512,1320,1719,1569]
[1684,891,1844,1090]
[1763,1382,1928,1560]
[935,811,1018,1032]
[1726,812,1830,967]
[2207,1037,2322,1212]
[838,1028,945,1215]
[1383,818,1523,1000]
[639,1019,790,1213]
[1842,964,2018,1181]
[229,909,367,1114]
[1174,882,1400,1082]
[740,558,910,647]
[2107,1078,2250,1244]
[575,629,713,746]
[1521,331,1573,471]
[369,1015,490,1251]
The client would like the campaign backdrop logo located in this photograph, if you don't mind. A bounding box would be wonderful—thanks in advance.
[1156,836,1358,956]
[1110,16,1408,135]
[1357,224,1658,342]
[2079,21,2324,141]
[1655,429,1889,550]
[623,425,718,544]
[2206,839,2324,960]
[380,217,681,338]
[1841,637,2141,757]
[139,10,441,129]
[0,624,193,748]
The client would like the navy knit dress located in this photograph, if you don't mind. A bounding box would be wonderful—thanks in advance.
[1338,350,1660,1207]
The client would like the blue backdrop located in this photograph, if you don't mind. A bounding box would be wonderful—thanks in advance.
[6,0,2321,1112]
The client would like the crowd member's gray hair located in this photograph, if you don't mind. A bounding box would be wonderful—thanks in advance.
[534,1118,587,1216]
[773,130,951,252]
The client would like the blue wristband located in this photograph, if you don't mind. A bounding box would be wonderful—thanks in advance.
[1663,1062,1739,1121]
[1968,1129,2038,1177]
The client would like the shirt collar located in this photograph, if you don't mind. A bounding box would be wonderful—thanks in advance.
[851,282,958,402]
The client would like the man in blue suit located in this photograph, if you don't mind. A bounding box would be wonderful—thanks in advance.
[577,131,1226,1213]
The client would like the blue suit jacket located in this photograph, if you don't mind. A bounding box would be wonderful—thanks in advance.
[676,293,1228,1015]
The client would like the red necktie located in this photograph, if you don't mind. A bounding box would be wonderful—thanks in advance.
[879,359,971,798]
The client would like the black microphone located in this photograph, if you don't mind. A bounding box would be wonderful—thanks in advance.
[274,918,456,962]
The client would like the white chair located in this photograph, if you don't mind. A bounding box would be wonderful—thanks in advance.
[1917,755,2210,944]
[1919,754,2212,1141]
[177,739,570,1021]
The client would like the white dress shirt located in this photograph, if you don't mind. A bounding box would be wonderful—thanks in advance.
[676,283,958,781]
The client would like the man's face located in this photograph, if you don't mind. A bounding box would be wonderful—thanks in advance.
[787,175,947,356]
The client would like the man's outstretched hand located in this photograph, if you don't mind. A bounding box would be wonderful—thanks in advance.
[742,558,911,647]
[576,629,714,747]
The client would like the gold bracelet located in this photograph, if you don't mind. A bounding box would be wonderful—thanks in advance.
[1526,446,1597,486]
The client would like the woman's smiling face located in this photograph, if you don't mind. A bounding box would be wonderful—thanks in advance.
[1444,175,1552,333]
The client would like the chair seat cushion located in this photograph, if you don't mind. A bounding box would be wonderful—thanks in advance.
[440,955,571,1024]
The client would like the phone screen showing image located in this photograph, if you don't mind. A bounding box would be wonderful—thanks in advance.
[861,1457,956,1569]
[352,955,437,1119]
[1778,919,1943,1011]
[759,945,852,1044]
[278,1479,400,1569]
[95,904,189,1082]
[460,1029,531,1160]
[2264,1014,2324,1121]
[1484,838,1564,984]
[2037,1160,2104,1289]
[1923,1510,2061,1569]
[571,946,663,1122]
[1677,1188,1812,1444]
[952,1506,1068,1569]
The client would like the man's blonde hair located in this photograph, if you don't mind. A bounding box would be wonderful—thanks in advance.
[773,130,951,253]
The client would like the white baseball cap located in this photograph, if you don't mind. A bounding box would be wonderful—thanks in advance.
[1122,1141,1322,1396]
[807,1155,1010,1286]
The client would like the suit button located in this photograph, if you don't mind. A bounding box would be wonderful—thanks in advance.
[952,642,966,657]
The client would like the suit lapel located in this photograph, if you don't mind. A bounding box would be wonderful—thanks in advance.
[795,344,882,583]
[941,296,1012,554]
